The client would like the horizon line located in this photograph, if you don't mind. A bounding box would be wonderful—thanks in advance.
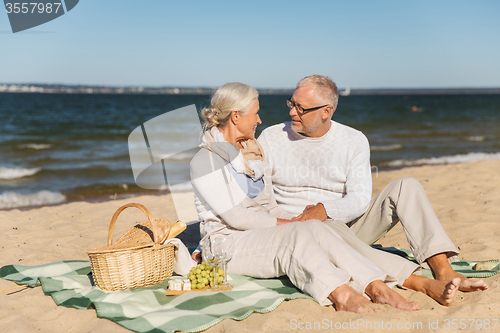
[2,82,500,90]
[2,83,500,96]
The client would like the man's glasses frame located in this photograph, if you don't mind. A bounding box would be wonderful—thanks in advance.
[286,99,330,115]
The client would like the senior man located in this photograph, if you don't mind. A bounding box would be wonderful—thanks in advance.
[258,74,487,293]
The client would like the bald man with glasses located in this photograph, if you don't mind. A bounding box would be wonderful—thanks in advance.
[258,74,488,294]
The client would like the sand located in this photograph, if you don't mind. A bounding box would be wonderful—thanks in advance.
[1,160,499,333]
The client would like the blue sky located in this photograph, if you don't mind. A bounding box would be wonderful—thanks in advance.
[1,0,499,89]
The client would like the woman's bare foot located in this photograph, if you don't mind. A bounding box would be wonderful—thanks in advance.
[328,284,383,313]
[403,275,460,306]
[365,280,420,311]
[427,253,488,292]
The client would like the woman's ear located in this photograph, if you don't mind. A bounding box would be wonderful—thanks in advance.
[230,110,239,124]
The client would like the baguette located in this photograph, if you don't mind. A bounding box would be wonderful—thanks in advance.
[167,222,187,239]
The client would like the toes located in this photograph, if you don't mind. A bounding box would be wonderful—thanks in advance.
[405,301,420,311]
[471,279,488,290]
[458,278,488,292]
[443,278,460,305]
[354,305,380,314]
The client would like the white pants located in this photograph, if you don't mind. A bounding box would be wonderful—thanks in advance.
[227,220,396,306]
[348,177,459,265]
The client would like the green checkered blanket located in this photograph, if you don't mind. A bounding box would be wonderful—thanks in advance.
[0,260,311,333]
[1,252,498,333]
[373,246,500,279]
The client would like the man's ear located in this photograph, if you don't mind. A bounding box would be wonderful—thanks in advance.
[322,105,332,120]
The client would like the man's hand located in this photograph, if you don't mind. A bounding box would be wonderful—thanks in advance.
[298,203,328,222]
[276,205,327,225]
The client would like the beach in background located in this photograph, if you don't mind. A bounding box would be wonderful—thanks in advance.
[1,92,500,209]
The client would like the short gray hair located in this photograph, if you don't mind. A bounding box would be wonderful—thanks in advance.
[297,75,338,111]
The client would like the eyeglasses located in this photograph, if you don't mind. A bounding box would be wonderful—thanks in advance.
[286,99,330,115]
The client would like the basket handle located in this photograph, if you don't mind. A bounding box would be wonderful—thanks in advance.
[107,203,160,246]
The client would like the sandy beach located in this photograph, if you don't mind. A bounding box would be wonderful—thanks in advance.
[1,159,499,333]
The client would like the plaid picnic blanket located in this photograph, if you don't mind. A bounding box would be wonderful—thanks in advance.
[0,260,311,333]
[1,252,498,333]
[371,246,500,279]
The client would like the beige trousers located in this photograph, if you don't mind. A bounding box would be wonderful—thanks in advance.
[227,220,396,306]
[347,177,459,265]
[324,220,420,281]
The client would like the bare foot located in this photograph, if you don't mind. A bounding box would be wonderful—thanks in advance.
[404,275,460,306]
[365,280,420,311]
[436,271,488,292]
[431,278,460,306]
[427,253,488,292]
[328,284,383,313]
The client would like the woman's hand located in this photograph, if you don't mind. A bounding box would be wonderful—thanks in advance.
[303,205,315,212]
[191,251,202,264]
[277,218,292,225]
[276,215,302,225]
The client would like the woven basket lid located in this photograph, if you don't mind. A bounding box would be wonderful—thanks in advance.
[114,218,172,246]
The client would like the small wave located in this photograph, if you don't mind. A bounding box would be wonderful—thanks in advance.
[386,152,500,167]
[0,190,66,209]
[166,152,196,160]
[0,167,42,180]
[371,144,403,151]
[466,136,485,142]
[169,182,193,193]
[17,143,53,150]
[153,152,196,161]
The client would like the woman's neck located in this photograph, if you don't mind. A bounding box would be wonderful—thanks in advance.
[218,125,243,149]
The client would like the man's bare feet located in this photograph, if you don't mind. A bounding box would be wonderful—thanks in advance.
[365,280,420,311]
[328,284,382,313]
[403,275,460,306]
[435,270,488,292]
[427,253,488,292]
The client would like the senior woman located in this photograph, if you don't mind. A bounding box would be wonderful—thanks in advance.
[190,82,459,312]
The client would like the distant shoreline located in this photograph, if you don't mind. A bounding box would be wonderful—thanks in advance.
[1,84,500,95]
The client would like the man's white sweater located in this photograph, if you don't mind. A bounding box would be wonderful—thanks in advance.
[258,120,372,223]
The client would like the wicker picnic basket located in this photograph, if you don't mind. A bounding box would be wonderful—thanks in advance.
[87,203,175,291]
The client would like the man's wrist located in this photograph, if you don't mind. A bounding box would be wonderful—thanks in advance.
[317,203,329,219]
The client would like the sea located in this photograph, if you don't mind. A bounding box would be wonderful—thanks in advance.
[1,92,500,210]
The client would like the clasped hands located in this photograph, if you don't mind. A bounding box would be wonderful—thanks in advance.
[277,203,327,225]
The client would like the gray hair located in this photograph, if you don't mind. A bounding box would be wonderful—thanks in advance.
[201,82,259,129]
[297,75,339,111]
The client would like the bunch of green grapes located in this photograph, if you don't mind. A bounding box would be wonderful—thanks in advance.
[188,262,225,289]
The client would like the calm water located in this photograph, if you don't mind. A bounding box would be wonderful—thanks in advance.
[1,92,500,209]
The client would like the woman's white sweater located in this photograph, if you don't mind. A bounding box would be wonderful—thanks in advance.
[190,144,293,239]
